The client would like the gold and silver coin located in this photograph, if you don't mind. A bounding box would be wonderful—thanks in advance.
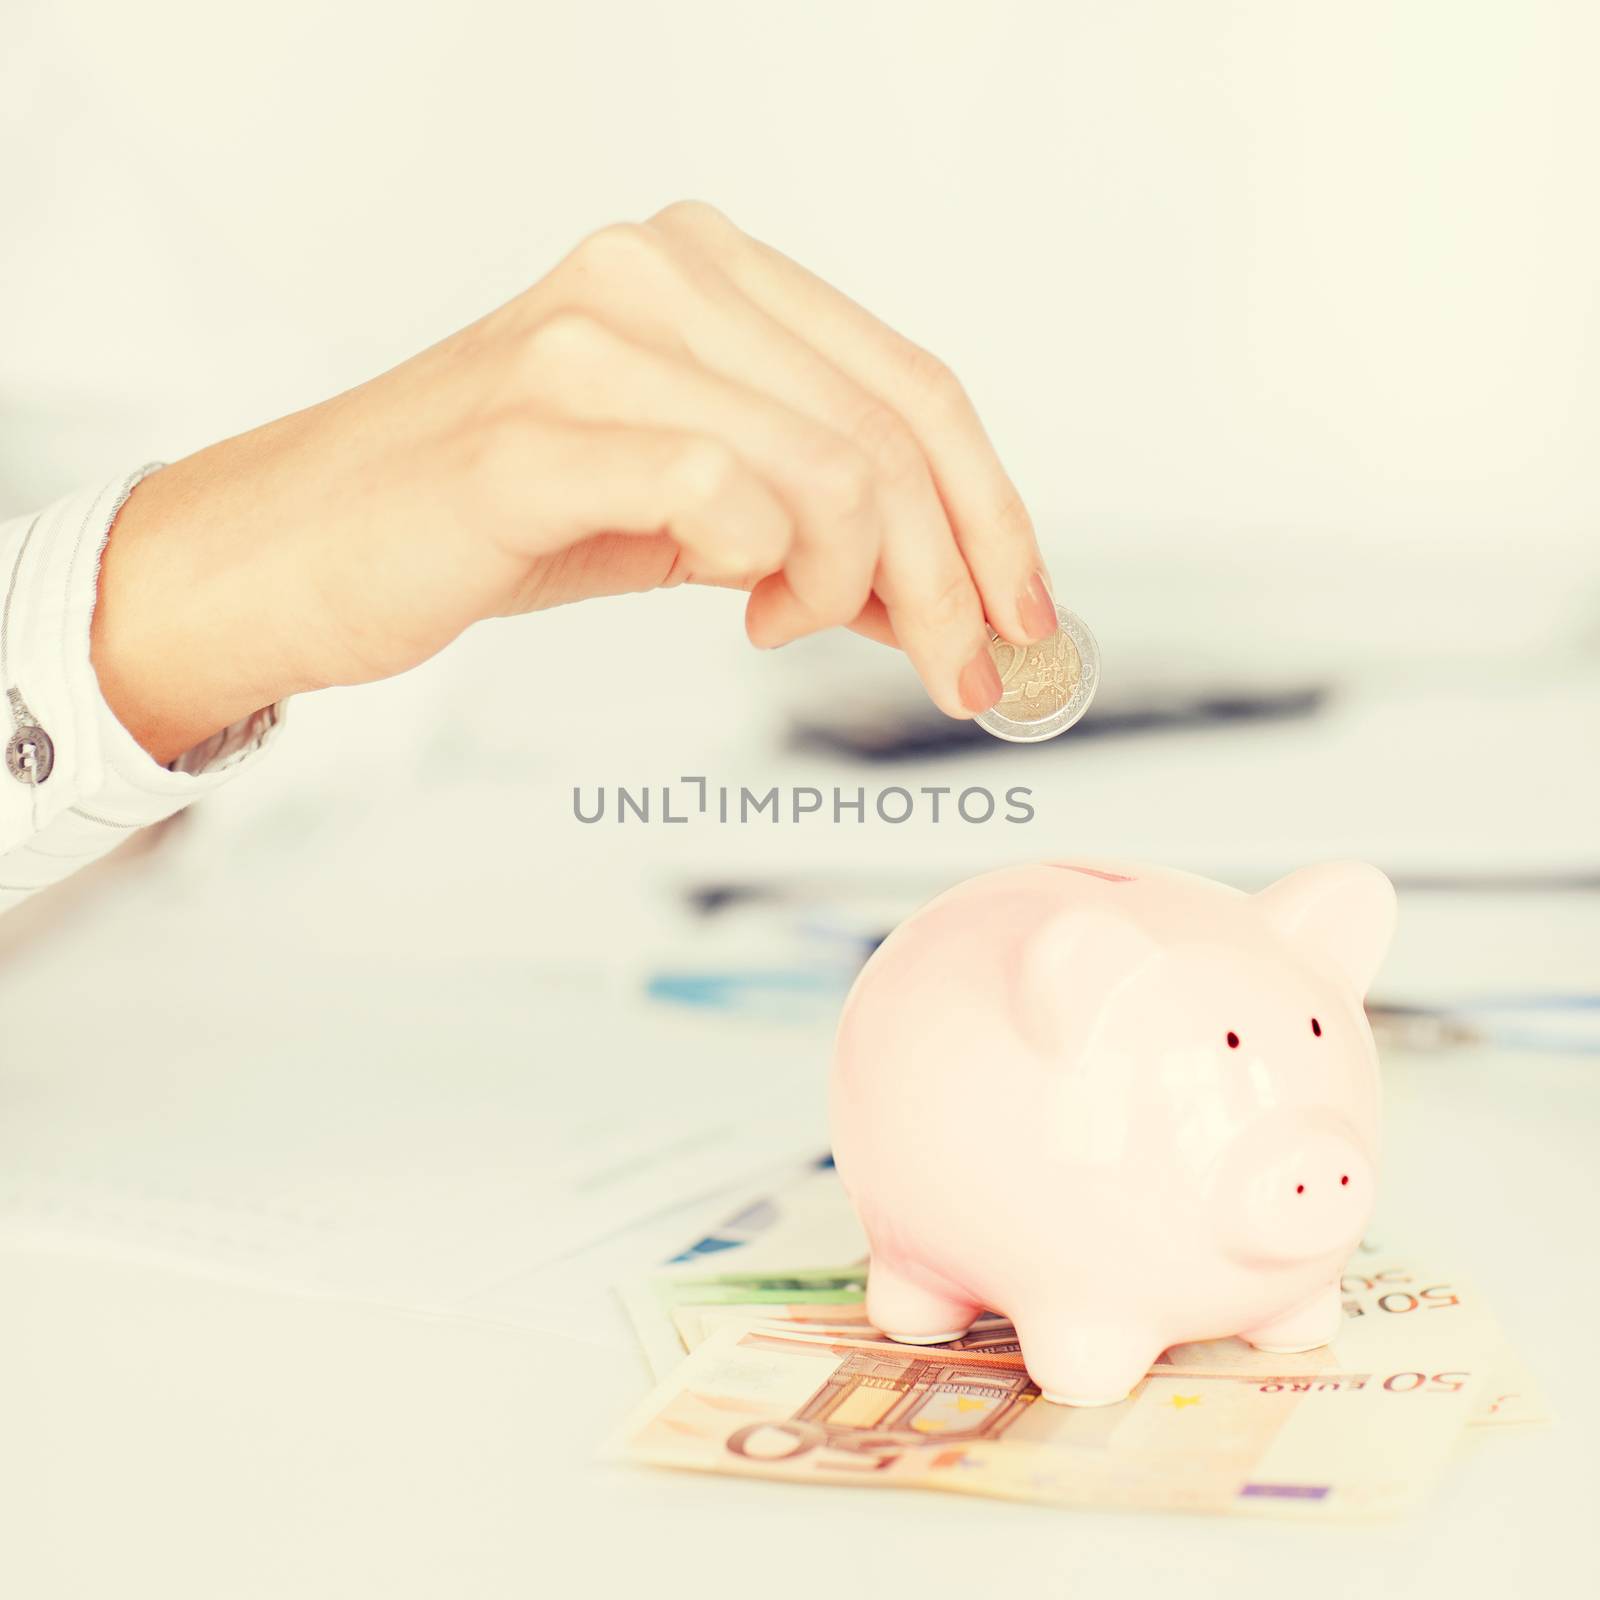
[975,603,1100,743]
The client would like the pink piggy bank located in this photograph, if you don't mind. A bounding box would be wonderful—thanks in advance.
[830,858,1396,1406]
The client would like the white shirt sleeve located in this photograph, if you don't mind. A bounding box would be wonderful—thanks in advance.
[0,466,282,909]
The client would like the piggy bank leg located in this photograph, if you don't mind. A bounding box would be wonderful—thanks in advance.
[1241,1280,1342,1354]
[867,1261,979,1344]
[1015,1318,1156,1408]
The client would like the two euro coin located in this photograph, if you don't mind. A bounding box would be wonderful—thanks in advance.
[975,603,1100,743]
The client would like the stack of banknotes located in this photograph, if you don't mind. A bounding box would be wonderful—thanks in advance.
[613,1158,1545,1519]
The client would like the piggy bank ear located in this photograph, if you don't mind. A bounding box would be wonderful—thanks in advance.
[1254,861,1397,997]
[1014,907,1162,1056]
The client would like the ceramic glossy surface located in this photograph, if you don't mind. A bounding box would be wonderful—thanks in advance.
[829,858,1397,1405]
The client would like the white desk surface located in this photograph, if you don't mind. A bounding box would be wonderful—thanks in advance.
[5,1041,1596,1600]
[3,611,1596,1600]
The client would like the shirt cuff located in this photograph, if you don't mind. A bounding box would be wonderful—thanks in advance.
[0,467,284,900]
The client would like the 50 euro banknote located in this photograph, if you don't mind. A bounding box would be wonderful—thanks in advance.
[614,1249,1543,1517]
[623,1249,1545,1430]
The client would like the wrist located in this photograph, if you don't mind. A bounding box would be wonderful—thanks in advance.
[91,460,302,765]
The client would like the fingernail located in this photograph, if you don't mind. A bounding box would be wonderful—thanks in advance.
[959,644,1003,713]
[1018,569,1057,641]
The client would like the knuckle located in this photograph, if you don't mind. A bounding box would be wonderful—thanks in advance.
[820,587,867,628]
[787,583,856,633]
[989,486,1036,546]
[517,310,616,388]
[651,198,736,243]
[666,438,740,507]
[849,403,923,486]
[922,565,980,632]
[794,561,864,622]
[795,544,874,629]
[900,341,967,416]
[570,220,670,281]
[809,441,876,525]
[562,221,699,329]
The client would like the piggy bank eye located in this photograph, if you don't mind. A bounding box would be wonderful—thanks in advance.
[1311,1017,1323,1037]
[1226,1031,1240,1049]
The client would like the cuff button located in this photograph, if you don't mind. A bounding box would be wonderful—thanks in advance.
[6,724,55,784]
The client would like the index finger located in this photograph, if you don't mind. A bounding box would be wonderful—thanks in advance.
[649,202,1058,647]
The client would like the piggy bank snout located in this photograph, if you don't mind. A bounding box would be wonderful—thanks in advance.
[1213,1117,1374,1268]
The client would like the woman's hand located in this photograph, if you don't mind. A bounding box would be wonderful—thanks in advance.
[93,202,1059,763]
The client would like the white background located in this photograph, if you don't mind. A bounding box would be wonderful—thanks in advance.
[2,4,1597,1597]
[5,1,1599,647]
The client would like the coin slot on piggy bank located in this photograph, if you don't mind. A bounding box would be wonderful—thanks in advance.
[829,858,1396,1406]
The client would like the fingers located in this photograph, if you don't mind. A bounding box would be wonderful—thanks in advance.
[649,201,1056,647]
[699,308,993,715]
[545,222,997,717]
[843,594,898,649]
[726,367,993,711]
[521,423,793,587]
[507,311,880,635]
